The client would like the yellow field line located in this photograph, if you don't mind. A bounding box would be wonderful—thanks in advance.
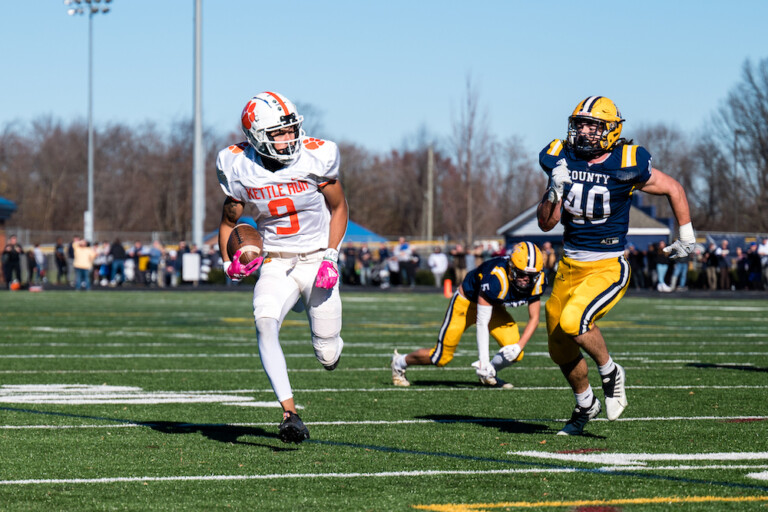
[412,495,768,511]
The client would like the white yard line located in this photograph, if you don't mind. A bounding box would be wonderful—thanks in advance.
[0,351,767,359]
[0,363,763,374]
[2,464,768,486]
[0,469,578,486]
[656,305,768,311]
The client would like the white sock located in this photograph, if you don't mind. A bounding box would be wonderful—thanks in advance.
[575,386,594,408]
[598,357,616,376]
[394,353,407,370]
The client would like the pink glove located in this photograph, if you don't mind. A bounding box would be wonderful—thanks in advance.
[225,250,263,281]
[315,249,339,289]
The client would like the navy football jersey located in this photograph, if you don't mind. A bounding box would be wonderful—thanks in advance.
[540,140,652,252]
[462,256,545,308]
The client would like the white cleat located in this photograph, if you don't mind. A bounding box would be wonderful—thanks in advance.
[391,349,410,387]
[603,363,628,421]
[478,374,514,389]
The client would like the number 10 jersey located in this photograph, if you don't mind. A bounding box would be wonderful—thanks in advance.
[216,139,340,254]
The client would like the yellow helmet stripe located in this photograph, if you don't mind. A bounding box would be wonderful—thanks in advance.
[491,267,509,299]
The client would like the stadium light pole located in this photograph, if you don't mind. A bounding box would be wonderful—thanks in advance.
[65,0,112,243]
[192,0,205,248]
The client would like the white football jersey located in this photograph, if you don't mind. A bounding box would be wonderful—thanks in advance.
[216,138,340,253]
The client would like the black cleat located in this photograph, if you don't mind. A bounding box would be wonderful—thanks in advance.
[557,396,602,436]
[279,411,310,444]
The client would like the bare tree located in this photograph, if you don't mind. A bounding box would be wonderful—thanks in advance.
[629,124,696,222]
[450,77,494,244]
[496,135,546,222]
[713,58,768,232]
[690,134,732,230]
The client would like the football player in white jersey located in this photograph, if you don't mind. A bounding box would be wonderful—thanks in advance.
[216,91,348,444]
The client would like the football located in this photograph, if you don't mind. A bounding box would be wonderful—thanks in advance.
[227,224,263,264]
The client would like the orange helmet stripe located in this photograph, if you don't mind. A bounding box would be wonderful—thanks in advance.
[264,91,292,116]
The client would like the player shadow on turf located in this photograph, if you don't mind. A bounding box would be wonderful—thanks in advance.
[403,379,507,388]
[687,362,768,373]
[140,421,298,450]
[0,407,297,451]
[416,414,555,435]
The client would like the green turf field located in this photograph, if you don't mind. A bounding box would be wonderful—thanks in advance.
[1,289,767,511]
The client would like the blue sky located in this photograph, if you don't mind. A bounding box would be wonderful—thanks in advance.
[2,1,766,156]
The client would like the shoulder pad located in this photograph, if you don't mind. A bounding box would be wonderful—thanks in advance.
[620,144,638,168]
[303,138,340,181]
[544,139,565,157]
[489,265,510,300]
[302,137,327,151]
[227,142,249,155]
[215,142,249,199]
[539,140,566,173]
[617,144,652,182]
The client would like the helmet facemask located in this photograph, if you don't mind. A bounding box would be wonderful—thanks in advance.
[249,113,305,164]
[567,116,612,158]
[508,263,539,294]
[507,241,543,294]
[566,96,624,158]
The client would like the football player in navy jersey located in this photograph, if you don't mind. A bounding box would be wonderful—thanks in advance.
[537,96,695,435]
[391,242,545,388]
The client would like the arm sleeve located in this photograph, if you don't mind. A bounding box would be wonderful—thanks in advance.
[475,303,493,365]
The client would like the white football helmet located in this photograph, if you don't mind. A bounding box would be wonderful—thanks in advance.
[241,91,305,164]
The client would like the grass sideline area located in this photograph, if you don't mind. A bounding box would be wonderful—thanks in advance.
[0,290,767,511]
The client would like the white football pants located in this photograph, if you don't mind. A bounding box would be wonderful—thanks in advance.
[252,252,343,402]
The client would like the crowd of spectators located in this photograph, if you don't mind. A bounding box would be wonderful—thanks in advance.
[335,237,768,293]
[625,237,768,292]
[4,234,768,292]
[337,240,509,289]
[2,234,222,290]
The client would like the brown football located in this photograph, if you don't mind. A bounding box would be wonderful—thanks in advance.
[227,224,263,264]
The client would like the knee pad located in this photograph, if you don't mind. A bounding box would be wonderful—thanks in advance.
[312,336,344,370]
[255,317,279,339]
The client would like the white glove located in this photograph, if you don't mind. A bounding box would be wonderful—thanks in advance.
[547,159,572,203]
[499,344,522,363]
[471,360,496,381]
[663,223,695,260]
[491,344,523,372]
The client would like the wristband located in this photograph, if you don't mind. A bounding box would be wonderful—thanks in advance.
[323,248,339,262]
[678,222,695,243]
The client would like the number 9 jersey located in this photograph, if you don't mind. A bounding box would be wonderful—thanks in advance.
[216,138,340,253]
[540,139,652,255]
